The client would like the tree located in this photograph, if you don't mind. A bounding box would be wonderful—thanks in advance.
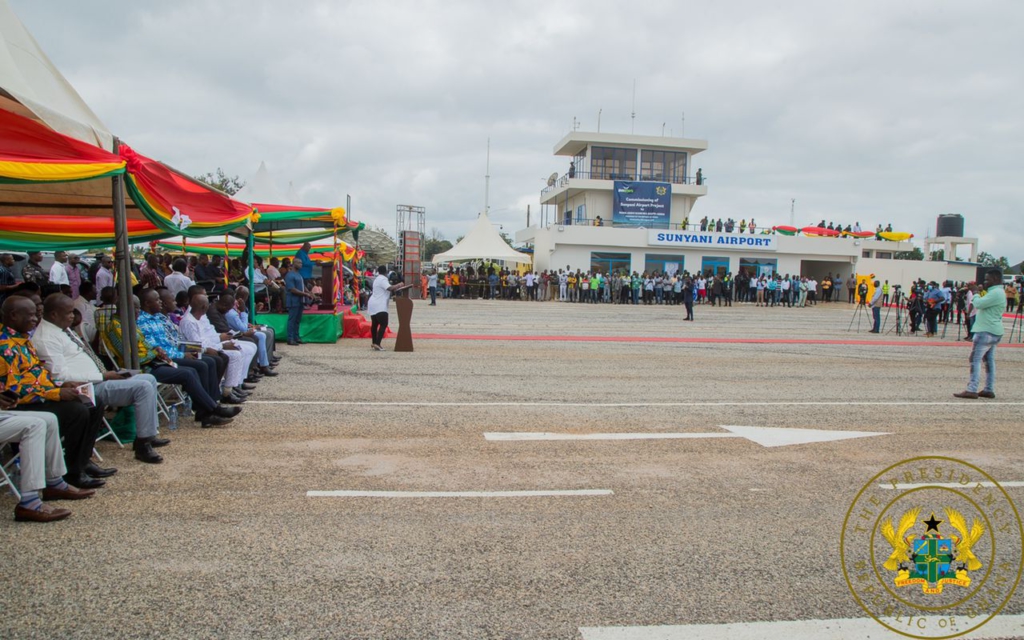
[423,238,453,261]
[977,252,1011,271]
[894,247,924,261]
[194,168,245,195]
[929,249,945,261]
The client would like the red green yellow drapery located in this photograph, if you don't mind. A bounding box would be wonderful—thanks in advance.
[155,240,357,262]
[0,109,125,183]
[119,144,253,237]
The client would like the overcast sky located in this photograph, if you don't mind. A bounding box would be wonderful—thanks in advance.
[12,1,1023,261]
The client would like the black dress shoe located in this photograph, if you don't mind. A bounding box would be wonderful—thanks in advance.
[214,405,242,418]
[201,415,233,428]
[287,340,298,346]
[259,367,279,377]
[64,473,105,489]
[296,339,305,344]
[150,437,170,448]
[221,394,245,405]
[133,438,163,464]
[84,462,118,478]
[241,382,258,391]
[244,376,261,384]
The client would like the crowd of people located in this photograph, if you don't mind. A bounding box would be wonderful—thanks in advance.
[0,248,290,523]
[418,265,863,311]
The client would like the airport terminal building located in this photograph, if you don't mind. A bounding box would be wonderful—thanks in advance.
[516,131,979,288]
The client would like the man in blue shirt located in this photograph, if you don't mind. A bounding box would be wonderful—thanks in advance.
[219,291,276,376]
[285,258,312,345]
[294,242,314,284]
[136,290,238,426]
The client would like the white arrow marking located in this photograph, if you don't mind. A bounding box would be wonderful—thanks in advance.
[484,426,888,448]
[579,615,1024,640]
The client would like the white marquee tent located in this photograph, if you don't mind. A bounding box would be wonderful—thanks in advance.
[433,211,532,264]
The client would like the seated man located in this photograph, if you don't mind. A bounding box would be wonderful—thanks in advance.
[102,296,235,429]
[32,293,167,463]
[206,291,262,383]
[137,289,239,425]
[178,293,255,403]
[215,291,277,377]
[0,296,108,489]
[73,281,97,344]
[0,401,95,522]
[234,286,279,361]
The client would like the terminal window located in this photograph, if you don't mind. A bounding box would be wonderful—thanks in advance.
[591,252,631,275]
[701,256,729,277]
[645,254,684,276]
[591,147,637,181]
[640,150,688,184]
[740,257,777,278]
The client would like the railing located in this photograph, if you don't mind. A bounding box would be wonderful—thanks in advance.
[542,218,698,230]
[541,170,708,197]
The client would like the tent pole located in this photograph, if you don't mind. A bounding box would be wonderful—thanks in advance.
[247,230,256,322]
[112,135,139,368]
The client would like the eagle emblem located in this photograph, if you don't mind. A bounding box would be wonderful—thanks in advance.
[880,507,983,594]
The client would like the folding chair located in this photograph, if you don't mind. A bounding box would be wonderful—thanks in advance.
[0,445,20,500]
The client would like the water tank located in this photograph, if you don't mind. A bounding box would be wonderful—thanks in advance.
[936,213,964,237]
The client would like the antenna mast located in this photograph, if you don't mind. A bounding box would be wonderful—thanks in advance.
[631,80,636,134]
[790,198,795,227]
[483,138,490,217]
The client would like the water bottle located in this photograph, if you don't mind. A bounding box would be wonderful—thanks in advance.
[183,396,193,418]
[167,405,178,431]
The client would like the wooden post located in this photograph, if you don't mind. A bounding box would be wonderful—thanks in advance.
[111,136,139,368]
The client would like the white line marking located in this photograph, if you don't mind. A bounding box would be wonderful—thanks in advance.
[484,432,740,441]
[250,400,1024,407]
[485,426,889,448]
[882,481,1024,489]
[306,489,613,498]
[579,615,1024,640]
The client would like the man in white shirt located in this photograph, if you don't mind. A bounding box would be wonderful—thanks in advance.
[72,281,97,344]
[48,251,70,288]
[179,293,254,399]
[163,258,195,298]
[94,254,115,301]
[559,271,568,301]
[32,294,166,463]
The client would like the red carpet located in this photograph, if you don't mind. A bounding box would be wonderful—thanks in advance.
[410,333,1024,348]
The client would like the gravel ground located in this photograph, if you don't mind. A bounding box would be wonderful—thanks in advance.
[2,299,1021,639]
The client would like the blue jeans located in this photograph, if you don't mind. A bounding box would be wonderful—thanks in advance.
[287,305,303,342]
[872,307,881,331]
[967,332,1000,393]
[429,286,436,305]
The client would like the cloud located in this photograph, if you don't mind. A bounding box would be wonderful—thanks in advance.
[10,0,1024,260]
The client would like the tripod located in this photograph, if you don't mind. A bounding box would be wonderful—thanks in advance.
[884,293,908,336]
[847,299,870,333]
[1010,305,1024,344]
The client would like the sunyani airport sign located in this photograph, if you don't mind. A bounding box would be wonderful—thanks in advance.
[648,230,777,252]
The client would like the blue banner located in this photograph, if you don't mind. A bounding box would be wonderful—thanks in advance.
[613,181,671,227]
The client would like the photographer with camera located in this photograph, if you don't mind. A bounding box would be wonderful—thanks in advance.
[954,270,1006,399]
[856,279,869,306]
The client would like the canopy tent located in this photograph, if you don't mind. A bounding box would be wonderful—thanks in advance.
[432,211,532,264]
[0,0,112,149]
[0,0,268,364]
